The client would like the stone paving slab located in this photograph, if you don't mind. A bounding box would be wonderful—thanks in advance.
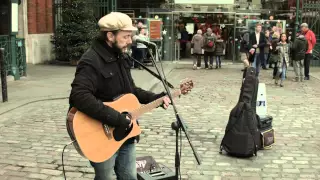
[0,64,320,180]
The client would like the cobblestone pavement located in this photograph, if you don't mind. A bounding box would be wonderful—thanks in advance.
[0,63,174,115]
[1,65,320,180]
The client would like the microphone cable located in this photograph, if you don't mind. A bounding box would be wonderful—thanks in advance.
[62,140,76,180]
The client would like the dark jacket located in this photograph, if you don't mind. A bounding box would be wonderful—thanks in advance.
[269,36,280,63]
[240,31,250,53]
[214,39,225,56]
[249,32,266,54]
[264,36,271,54]
[292,35,308,61]
[69,39,165,131]
[203,32,216,52]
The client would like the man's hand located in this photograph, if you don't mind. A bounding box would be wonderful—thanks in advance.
[162,96,171,109]
[253,44,258,48]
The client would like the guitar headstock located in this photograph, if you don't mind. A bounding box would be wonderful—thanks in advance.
[179,78,194,95]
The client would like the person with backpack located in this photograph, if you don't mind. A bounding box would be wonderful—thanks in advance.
[202,28,217,69]
[292,32,308,82]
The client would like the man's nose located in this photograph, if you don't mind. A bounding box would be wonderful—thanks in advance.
[128,37,132,44]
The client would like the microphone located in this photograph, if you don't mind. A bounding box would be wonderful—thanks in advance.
[132,35,157,47]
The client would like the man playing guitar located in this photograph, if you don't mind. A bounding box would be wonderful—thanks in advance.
[68,12,171,180]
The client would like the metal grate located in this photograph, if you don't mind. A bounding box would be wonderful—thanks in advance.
[302,0,320,65]
[0,35,27,77]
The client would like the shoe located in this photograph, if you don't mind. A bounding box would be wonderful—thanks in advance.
[193,65,197,70]
[280,80,284,87]
[215,66,218,69]
[293,77,299,82]
[209,65,213,69]
[197,67,201,70]
[275,79,278,85]
[304,77,310,80]
[219,65,221,68]
[241,69,245,72]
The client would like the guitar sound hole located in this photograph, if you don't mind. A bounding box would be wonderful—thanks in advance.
[113,112,133,141]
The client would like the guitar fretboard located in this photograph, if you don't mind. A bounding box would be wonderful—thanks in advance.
[131,90,180,119]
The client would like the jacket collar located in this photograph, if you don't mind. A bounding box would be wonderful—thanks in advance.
[91,39,119,63]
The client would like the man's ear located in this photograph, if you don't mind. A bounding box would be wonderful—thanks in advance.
[107,32,115,42]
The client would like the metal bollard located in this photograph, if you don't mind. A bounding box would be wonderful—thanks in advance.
[0,48,8,102]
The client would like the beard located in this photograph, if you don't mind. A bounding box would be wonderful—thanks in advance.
[111,41,127,54]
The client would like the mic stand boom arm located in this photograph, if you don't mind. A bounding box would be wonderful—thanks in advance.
[147,48,201,180]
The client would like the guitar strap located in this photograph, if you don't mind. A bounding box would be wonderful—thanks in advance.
[126,54,175,89]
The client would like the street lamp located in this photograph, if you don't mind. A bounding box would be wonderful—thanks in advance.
[293,0,300,42]
[10,0,19,80]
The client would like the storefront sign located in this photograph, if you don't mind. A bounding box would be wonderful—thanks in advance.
[175,0,234,4]
[148,20,162,41]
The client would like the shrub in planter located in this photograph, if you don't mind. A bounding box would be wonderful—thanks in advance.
[51,0,98,64]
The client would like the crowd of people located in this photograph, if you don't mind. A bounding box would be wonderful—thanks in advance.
[239,22,316,87]
[190,28,226,70]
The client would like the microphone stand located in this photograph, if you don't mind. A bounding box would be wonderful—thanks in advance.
[146,47,201,180]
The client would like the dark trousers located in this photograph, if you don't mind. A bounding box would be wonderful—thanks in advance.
[204,51,214,68]
[136,48,147,68]
[273,62,277,78]
[304,54,312,78]
[193,54,201,67]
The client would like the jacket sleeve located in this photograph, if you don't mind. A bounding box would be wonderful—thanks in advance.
[69,60,128,127]
[305,40,309,52]
[258,34,266,48]
[311,31,317,48]
[248,33,254,51]
[133,82,166,104]
[202,36,206,48]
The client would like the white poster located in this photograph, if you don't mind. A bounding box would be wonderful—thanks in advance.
[186,23,194,34]
[175,0,234,4]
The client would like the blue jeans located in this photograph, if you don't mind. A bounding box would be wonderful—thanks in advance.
[90,143,137,180]
[216,56,221,67]
[252,53,261,77]
[280,61,287,81]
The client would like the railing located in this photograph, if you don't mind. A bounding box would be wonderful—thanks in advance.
[0,35,27,78]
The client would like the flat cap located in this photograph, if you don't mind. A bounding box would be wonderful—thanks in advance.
[98,12,137,31]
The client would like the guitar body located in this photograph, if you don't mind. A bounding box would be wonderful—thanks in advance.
[66,79,193,163]
[68,93,142,163]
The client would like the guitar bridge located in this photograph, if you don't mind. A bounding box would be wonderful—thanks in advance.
[103,124,112,140]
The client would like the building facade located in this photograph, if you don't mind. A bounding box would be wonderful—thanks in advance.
[0,0,54,79]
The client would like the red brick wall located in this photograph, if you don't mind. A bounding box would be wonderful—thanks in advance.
[28,0,53,34]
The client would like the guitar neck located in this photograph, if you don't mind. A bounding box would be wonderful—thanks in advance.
[131,90,181,119]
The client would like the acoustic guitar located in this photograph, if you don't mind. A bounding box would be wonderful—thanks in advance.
[66,79,193,163]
